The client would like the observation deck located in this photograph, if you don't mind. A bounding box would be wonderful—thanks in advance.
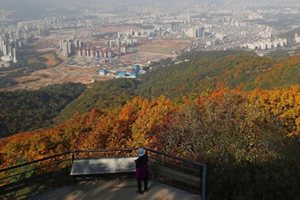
[27,179,200,200]
[0,148,206,200]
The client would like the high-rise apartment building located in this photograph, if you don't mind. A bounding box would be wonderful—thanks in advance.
[62,41,69,57]
[295,34,300,43]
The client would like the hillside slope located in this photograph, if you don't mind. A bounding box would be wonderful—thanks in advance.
[0,83,86,138]
[56,79,139,123]
[2,87,300,200]
[56,52,300,123]
[137,53,300,98]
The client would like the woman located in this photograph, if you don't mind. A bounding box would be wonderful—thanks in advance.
[135,148,148,194]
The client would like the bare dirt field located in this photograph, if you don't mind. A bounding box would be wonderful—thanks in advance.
[119,52,172,66]
[11,66,110,90]
[26,38,58,50]
[3,50,111,91]
[41,53,61,67]
[2,28,191,91]
[137,38,191,55]
[22,50,62,67]
[28,58,38,64]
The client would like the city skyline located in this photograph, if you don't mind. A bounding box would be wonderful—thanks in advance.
[1,0,300,85]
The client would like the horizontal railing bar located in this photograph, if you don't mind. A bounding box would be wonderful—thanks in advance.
[28,158,71,172]
[0,169,36,182]
[1,148,205,173]
[145,148,206,167]
[149,156,200,174]
[0,159,71,182]
[0,151,72,173]
[1,149,138,177]
[0,167,68,193]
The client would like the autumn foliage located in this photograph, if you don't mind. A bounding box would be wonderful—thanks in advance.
[1,87,300,199]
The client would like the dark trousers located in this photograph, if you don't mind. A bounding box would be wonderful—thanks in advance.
[137,177,148,192]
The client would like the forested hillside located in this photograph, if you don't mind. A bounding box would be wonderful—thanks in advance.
[264,49,290,59]
[57,52,300,122]
[56,79,139,123]
[2,50,300,199]
[176,49,257,61]
[3,50,300,137]
[137,53,300,98]
[1,87,300,199]
[0,83,86,138]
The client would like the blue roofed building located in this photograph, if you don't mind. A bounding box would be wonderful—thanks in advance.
[131,65,140,70]
[99,69,107,75]
[118,72,128,77]
[129,73,137,77]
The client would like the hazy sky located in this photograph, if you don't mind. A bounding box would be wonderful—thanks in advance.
[0,0,203,10]
[0,0,296,11]
[0,0,294,7]
[0,0,274,7]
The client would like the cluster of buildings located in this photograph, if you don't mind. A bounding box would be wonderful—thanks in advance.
[2,0,300,69]
[239,26,288,50]
[79,37,137,58]
[60,39,86,57]
[0,34,19,68]
[247,12,263,20]
[242,38,288,50]
[185,26,205,38]
[77,45,127,59]
[107,38,138,48]
[118,30,155,38]
[99,65,140,78]
[60,36,137,58]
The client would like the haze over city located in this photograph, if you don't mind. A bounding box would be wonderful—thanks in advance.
[1,0,300,89]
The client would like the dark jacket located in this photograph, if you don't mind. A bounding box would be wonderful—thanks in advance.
[135,155,148,180]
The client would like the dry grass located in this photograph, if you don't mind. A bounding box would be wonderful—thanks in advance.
[41,53,59,67]
[11,66,111,90]
[28,58,38,64]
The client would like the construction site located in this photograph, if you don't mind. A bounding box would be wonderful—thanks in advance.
[1,26,191,90]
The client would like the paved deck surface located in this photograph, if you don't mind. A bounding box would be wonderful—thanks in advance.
[27,179,201,200]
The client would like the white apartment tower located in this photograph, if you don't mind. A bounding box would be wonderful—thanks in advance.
[13,48,17,63]
[295,34,300,43]
[62,41,69,57]
[2,44,8,56]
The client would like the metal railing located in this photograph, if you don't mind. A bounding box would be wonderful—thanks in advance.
[145,148,206,200]
[0,151,72,200]
[0,148,206,200]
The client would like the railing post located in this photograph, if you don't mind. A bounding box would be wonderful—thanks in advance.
[72,153,75,164]
[202,164,206,200]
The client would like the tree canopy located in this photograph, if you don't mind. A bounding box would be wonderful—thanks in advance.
[0,83,86,138]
